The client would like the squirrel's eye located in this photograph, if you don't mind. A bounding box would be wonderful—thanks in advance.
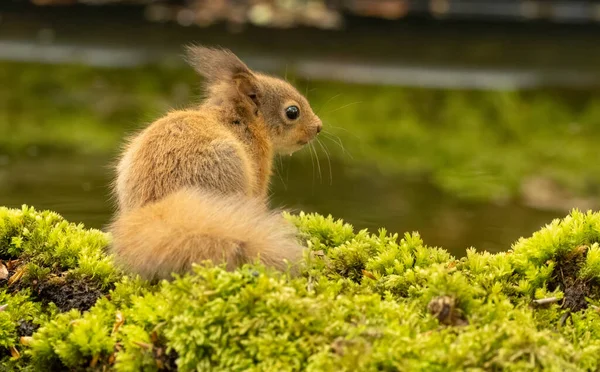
[285,106,300,120]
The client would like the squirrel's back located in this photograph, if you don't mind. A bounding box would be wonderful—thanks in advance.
[108,45,322,280]
[115,109,256,212]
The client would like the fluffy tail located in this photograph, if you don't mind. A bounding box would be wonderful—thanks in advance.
[108,188,304,280]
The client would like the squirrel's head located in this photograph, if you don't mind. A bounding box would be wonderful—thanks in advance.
[185,45,322,154]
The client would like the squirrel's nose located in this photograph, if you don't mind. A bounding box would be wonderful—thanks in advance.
[316,122,322,134]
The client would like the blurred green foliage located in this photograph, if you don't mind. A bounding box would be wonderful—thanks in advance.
[3,61,600,203]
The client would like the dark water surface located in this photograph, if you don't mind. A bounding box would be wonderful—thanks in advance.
[0,154,563,257]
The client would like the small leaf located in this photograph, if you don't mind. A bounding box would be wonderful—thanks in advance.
[133,341,152,350]
[362,270,377,280]
[112,311,125,334]
[0,262,8,280]
[7,266,26,287]
[89,354,99,368]
[9,346,20,359]
[6,259,21,271]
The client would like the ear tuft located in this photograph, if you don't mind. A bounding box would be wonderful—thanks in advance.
[184,44,251,84]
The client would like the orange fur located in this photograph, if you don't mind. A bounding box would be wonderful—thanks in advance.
[109,188,303,280]
[109,45,322,280]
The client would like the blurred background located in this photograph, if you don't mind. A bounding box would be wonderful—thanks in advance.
[1,0,600,256]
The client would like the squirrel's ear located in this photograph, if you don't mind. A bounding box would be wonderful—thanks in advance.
[184,45,252,84]
[234,72,261,108]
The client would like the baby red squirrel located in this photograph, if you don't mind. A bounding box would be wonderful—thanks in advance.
[108,45,322,280]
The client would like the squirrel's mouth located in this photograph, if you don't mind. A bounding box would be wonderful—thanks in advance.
[296,139,309,146]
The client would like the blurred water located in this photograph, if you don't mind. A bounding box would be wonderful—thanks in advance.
[2,7,600,89]
[0,154,562,257]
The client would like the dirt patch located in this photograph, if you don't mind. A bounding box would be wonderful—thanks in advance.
[549,245,596,312]
[109,336,178,371]
[17,320,40,337]
[154,344,178,370]
[427,295,469,326]
[33,275,106,312]
[2,262,108,313]
[149,329,178,371]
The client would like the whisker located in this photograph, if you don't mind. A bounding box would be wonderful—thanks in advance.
[307,141,316,187]
[316,138,333,185]
[305,78,311,99]
[321,131,344,147]
[310,142,322,184]
[324,124,361,140]
[285,153,291,184]
[324,101,362,115]
[322,131,354,160]
[316,93,341,116]
[275,155,287,190]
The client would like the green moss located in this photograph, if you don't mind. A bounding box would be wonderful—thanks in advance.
[1,205,600,370]
[0,205,119,288]
[0,290,46,349]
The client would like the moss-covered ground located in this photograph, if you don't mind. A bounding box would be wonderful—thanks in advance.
[4,62,600,204]
[1,205,600,371]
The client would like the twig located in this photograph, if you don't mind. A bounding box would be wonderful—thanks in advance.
[531,297,560,306]
[559,311,571,327]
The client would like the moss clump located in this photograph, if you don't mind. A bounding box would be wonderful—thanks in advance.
[0,205,121,369]
[1,206,600,371]
[0,206,119,311]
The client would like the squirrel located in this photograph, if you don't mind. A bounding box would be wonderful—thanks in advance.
[108,45,323,281]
